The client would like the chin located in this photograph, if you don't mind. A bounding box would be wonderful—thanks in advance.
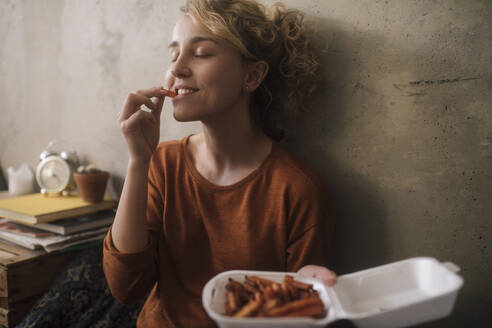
[172,107,201,122]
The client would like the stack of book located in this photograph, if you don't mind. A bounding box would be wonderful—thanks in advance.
[0,193,117,252]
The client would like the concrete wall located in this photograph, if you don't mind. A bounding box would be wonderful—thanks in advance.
[1,0,490,326]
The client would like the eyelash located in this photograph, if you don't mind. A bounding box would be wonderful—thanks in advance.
[196,54,211,58]
[170,53,212,63]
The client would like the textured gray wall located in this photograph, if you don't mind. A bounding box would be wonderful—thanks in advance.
[0,0,490,326]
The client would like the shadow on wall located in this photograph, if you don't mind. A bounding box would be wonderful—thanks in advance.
[0,166,6,191]
[283,12,492,328]
[282,18,391,275]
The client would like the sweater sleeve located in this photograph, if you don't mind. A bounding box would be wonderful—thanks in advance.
[285,177,334,272]
[102,227,157,304]
[102,156,164,304]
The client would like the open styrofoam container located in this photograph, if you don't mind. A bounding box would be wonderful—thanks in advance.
[202,257,463,328]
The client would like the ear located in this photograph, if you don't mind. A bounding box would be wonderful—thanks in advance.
[243,61,269,93]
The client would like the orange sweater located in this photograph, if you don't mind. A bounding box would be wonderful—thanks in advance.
[103,135,334,327]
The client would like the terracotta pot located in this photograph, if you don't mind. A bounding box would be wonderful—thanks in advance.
[73,171,110,203]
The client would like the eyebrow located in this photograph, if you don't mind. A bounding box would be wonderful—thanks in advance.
[168,36,219,49]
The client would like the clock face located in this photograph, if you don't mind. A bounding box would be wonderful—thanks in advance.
[36,156,72,193]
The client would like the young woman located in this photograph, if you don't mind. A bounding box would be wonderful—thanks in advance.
[103,0,336,326]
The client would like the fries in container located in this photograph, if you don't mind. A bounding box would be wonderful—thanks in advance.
[224,274,325,318]
[202,270,335,328]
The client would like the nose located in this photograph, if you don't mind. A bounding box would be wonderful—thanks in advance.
[170,55,191,78]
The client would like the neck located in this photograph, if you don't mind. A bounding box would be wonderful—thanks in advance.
[197,102,271,170]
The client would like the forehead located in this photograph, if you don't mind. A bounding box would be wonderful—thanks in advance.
[170,15,217,45]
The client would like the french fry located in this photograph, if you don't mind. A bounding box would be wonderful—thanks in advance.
[283,303,326,318]
[224,274,327,319]
[226,279,250,303]
[245,275,276,287]
[233,292,264,318]
[284,275,294,282]
[160,88,177,97]
[282,279,299,300]
[266,295,323,317]
[279,283,291,302]
[291,279,313,291]
[262,285,275,300]
[225,290,241,315]
[298,289,311,299]
[243,280,260,294]
[261,298,280,314]
[226,278,243,291]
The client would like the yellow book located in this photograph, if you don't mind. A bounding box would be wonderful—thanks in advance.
[0,193,117,225]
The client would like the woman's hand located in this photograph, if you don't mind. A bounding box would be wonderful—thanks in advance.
[117,86,169,163]
[297,265,337,286]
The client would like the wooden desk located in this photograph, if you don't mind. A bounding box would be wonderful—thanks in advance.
[0,191,73,325]
[0,240,80,327]
[0,191,110,326]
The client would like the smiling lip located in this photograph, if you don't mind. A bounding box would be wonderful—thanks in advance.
[173,86,199,97]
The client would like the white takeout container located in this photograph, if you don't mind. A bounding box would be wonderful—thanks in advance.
[202,257,463,328]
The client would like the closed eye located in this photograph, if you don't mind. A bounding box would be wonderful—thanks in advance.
[169,53,212,62]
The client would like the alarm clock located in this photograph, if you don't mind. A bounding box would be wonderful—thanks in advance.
[36,140,79,196]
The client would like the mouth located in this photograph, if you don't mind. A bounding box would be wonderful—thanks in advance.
[174,87,200,97]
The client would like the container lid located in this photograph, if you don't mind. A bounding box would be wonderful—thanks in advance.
[328,257,463,319]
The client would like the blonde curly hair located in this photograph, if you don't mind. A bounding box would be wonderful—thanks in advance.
[181,0,322,141]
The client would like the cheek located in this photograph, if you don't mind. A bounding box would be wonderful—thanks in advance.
[201,64,243,96]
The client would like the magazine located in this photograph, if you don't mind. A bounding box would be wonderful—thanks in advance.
[0,218,54,238]
[0,226,109,252]
[32,210,115,235]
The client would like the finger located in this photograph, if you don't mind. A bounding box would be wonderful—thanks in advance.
[136,86,168,98]
[132,93,159,111]
[120,109,156,135]
[152,95,165,121]
[120,93,157,121]
[317,269,337,286]
[135,86,172,115]
[297,265,337,286]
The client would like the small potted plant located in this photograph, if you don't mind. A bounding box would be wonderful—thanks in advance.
[73,164,110,203]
